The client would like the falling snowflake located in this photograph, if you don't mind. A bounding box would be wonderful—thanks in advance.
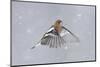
[27,28,32,33]
[77,14,82,17]
[18,22,22,25]
[18,16,23,19]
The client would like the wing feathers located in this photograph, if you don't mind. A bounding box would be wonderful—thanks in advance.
[31,25,79,49]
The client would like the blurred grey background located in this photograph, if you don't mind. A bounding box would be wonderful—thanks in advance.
[12,1,96,65]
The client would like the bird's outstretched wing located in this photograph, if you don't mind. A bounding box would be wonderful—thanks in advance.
[31,25,80,49]
[39,25,65,48]
[31,25,55,49]
[61,26,80,43]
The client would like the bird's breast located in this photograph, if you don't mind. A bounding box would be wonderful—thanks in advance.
[55,26,62,33]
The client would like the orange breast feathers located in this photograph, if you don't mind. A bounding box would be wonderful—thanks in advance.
[54,22,62,33]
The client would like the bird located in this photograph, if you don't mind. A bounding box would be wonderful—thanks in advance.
[31,19,79,49]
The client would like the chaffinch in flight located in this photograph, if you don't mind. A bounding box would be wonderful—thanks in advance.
[31,19,79,49]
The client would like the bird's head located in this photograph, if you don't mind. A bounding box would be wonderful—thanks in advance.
[54,19,62,26]
[54,19,62,33]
